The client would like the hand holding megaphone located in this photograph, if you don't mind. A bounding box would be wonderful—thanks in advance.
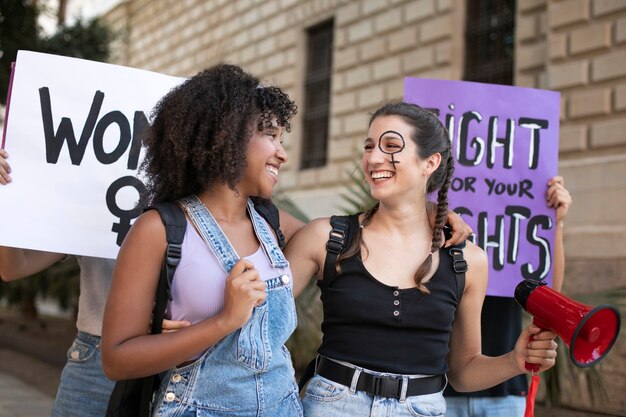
[512,323,558,373]
[515,279,621,368]
[514,279,621,417]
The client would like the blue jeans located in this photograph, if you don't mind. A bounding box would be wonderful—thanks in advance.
[51,332,114,417]
[302,374,446,417]
[445,395,525,417]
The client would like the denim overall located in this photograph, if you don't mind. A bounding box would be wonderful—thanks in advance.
[151,196,302,417]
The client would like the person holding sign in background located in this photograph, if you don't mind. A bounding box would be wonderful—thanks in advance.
[101,64,306,416]
[0,149,191,417]
[444,175,572,417]
[284,102,558,417]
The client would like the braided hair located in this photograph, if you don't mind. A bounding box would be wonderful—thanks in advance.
[339,102,454,294]
[141,64,297,204]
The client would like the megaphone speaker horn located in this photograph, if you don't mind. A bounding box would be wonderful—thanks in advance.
[515,280,621,368]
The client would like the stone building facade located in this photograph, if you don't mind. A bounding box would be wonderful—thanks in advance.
[104,0,625,413]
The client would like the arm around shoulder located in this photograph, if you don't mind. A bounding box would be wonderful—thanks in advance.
[278,208,306,243]
[284,217,331,298]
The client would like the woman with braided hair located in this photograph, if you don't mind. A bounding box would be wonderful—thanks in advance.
[285,101,558,417]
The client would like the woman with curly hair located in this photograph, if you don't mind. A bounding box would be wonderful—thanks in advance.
[101,64,302,417]
[285,102,558,416]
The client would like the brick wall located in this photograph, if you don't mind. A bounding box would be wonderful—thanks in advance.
[514,0,626,413]
[105,0,459,216]
[104,2,626,411]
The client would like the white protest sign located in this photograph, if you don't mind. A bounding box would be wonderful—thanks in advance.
[0,51,185,259]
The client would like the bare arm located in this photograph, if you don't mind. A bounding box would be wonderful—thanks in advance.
[284,217,329,298]
[547,176,571,292]
[278,208,306,243]
[0,247,65,281]
[102,210,266,380]
[447,242,557,392]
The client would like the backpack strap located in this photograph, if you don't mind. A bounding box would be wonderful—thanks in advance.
[444,227,467,303]
[145,202,187,333]
[113,202,186,417]
[322,215,352,286]
[251,197,286,250]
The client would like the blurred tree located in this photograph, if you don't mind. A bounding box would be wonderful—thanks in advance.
[0,256,80,319]
[0,0,40,105]
[41,17,113,61]
[0,0,113,105]
[0,0,113,317]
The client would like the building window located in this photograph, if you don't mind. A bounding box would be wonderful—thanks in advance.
[301,19,333,169]
[464,0,516,85]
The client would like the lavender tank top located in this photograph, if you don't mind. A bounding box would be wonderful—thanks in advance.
[166,219,292,326]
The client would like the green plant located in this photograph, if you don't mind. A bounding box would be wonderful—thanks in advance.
[336,162,376,214]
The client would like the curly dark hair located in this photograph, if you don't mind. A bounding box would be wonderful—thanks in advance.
[141,64,297,203]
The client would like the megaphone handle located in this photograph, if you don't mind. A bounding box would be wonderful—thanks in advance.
[524,318,543,416]
[525,317,546,372]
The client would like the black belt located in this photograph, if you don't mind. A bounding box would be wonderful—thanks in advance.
[315,356,445,399]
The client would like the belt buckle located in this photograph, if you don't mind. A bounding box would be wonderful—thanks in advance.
[373,374,401,398]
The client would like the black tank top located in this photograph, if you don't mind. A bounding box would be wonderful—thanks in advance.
[317,214,464,375]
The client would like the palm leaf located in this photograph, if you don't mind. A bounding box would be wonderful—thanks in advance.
[337,162,376,214]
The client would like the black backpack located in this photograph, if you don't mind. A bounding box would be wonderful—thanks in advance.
[106,199,284,417]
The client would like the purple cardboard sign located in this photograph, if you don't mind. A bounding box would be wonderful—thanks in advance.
[404,78,560,297]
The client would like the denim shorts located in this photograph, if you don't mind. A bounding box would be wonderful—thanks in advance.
[444,395,526,417]
[51,332,114,417]
[301,374,446,417]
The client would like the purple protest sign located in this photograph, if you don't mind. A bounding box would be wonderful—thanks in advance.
[404,78,560,297]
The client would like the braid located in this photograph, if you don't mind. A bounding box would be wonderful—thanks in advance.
[432,150,454,251]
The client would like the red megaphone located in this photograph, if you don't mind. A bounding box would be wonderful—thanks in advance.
[515,280,621,368]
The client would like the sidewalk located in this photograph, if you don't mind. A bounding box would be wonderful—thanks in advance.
[0,369,54,417]
[0,311,68,417]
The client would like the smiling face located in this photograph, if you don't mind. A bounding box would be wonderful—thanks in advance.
[239,115,287,199]
[362,115,441,202]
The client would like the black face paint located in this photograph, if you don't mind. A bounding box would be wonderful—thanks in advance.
[378,130,405,166]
